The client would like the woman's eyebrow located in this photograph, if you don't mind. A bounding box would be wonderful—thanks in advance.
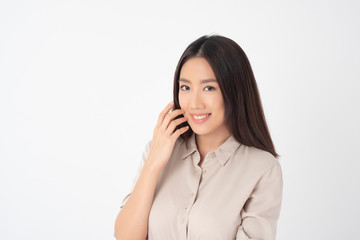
[179,78,217,84]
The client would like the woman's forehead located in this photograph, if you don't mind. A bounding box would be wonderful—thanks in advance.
[179,58,216,82]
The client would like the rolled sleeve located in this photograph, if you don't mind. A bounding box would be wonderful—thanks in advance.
[119,140,152,210]
[236,162,283,240]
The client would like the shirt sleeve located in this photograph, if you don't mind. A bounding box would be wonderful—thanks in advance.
[236,161,283,240]
[119,140,152,210]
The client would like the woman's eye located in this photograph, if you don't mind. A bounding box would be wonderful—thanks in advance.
[180,85,189,91]
[204,86,215,91]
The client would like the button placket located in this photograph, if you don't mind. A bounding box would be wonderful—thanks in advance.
[193,167,202,197]
[188,167,201,208]
[181,205,189,225]
[185,152,203,227]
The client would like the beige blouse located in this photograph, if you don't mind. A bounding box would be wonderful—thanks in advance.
[119,133,283,240]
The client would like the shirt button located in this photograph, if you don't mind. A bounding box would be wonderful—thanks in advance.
[191,192,195,196]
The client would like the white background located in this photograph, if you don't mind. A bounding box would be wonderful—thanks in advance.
[1,0,359,239]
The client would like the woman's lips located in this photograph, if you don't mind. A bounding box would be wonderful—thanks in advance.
[191,113,211,124]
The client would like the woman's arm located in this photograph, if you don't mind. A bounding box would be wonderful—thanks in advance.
[114,158,162,240]
[114,102,189,240]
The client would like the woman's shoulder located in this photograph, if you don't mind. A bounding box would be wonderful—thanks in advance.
[234,144,281,175]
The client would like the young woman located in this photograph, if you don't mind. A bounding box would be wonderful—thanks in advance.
[114,34,283,240]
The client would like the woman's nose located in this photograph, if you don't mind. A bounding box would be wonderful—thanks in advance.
[189,92,205,109]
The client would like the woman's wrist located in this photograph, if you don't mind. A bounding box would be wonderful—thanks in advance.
[143,158,163,176]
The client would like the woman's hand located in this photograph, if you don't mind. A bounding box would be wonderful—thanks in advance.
[146,101,189,171]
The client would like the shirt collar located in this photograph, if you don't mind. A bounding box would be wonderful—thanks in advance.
[181,133,241,167]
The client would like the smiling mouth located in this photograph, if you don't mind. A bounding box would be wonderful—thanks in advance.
[192,113,211,119]
[190,113,212,124]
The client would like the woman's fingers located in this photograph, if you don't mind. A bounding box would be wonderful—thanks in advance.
[171,125,190,141]
[155,101,188,140]
[161,109,185,131]
[166,117,188,135]
[156,101,174,127]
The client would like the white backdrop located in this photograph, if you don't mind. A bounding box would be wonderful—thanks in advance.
[1,0,359,239]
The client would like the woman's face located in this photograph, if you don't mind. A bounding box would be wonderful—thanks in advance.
[178,57,229,138]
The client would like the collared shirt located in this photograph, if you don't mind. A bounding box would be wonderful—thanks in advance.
[119,133,283,240]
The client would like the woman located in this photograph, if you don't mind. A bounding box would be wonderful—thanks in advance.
[114,34,283,240]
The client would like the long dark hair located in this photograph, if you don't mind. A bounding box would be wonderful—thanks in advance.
[173,34,279,158]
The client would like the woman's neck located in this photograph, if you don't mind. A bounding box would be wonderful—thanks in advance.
[195,130,232,160]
